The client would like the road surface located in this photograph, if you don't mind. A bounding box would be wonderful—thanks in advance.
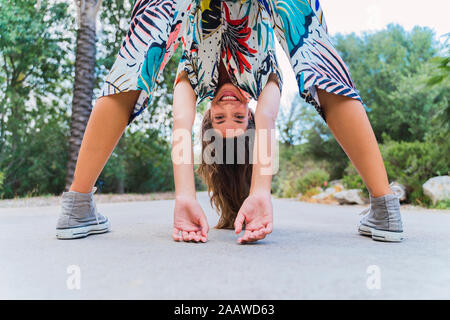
[1,192,449,299]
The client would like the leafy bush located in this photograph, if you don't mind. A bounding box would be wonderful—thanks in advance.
[295,168,330,194]
[342,162,369,197]
[272,144,332,198]
[432,199,450,210]
[100,129,174,194]
[341,135,449,206]
[272,144,308,197]
[299,186,323,200]
[0,113,69,199]
[380,134,449,205]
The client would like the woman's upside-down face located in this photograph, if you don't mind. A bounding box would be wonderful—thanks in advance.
[210,82,251,137]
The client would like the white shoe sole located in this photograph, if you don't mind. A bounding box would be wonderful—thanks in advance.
[358,224,403,242]
[56,220,110,239]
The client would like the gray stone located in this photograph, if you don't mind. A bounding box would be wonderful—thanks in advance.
[423,176,450,204]
[390,181,407,202]
[333,189,367,205]
[312,186,340,200]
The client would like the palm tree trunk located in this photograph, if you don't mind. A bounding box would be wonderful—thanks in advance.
[65,0,102,191]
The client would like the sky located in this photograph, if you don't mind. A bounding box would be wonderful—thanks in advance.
[276,0,450,110]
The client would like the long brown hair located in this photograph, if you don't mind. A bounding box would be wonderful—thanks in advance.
[197,109,255,229]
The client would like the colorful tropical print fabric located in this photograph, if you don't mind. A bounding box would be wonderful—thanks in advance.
[100,0,362,124]
[261,0,362,120]
[176,0,283,105]
[100,0,191,124]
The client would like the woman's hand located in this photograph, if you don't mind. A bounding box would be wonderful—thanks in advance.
[173,196,209,243]
[233,74,279,244]
[234,192,273,244]
[172,72,208,242]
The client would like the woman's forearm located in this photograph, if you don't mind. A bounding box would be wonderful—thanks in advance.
[172,124,196,199]
[250,77,281,195]
[172,75,197,199]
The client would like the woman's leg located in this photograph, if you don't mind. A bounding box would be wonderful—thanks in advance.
[317,88,393,197]
[69,90,141,193]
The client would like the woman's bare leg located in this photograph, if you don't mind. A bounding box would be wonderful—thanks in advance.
[69,90,141,193]
[317,89,393,197]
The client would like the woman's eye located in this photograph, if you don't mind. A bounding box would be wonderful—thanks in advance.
[215,116,224,120]
[235,115,245,119]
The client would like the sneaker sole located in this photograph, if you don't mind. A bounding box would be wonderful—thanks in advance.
[358,224,403,242]
[56,220,110,240]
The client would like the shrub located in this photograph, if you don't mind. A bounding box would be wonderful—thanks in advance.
[342,162,369,197]
[295,168,330,194]
[100,129,174,194]
[432,199,450,210]
[380,135,449,206]
[272,142,332,198]
[299,186,323,201]
[272,144,309,197]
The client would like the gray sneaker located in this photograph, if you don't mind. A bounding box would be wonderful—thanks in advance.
[56,187,110,239]
[358,192,404,242]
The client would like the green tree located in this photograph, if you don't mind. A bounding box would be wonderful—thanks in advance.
[277,95,319,146]
[334,24,440,142]
[0,0,74,198]
[297,25,446,180]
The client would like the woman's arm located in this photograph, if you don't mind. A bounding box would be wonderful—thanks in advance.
[251,73,281,195]
[172,72,197,199]
[234,74,281,243]
[171,72,209,242]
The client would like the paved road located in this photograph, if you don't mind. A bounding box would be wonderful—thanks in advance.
[1,192,449,299]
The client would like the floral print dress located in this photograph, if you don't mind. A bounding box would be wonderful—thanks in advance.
[99,0,362,124]
[175,0,283,105]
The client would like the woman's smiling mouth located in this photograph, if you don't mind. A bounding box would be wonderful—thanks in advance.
[219,90,239,101]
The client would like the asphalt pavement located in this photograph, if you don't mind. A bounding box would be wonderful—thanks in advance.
[1,192,449,299]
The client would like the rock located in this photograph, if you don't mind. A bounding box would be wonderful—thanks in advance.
[389,181,407,202]
[312,187,339,200]
[333,189,366,205]
[312,192,329,200]
[423,176,450,204]
[328,180,345,192]
[324,187,337,195]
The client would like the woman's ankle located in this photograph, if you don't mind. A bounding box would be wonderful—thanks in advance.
[369,187,394,198]
[69,183,95,193]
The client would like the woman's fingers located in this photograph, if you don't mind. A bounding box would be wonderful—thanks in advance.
[198,214,209,237]
[234,211,246,234]
[264,222,273,234]
[248,231,258,241]
[238,226,269,244]
[255,229,265,238]
[177,230,205,243]
[172,228,182,241]
[192,231,201,242]
[238,229,252,243]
